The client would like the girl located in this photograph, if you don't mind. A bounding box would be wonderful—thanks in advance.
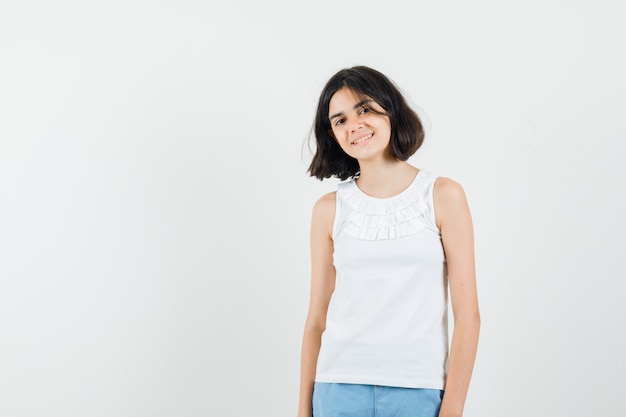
[298,66,480,417]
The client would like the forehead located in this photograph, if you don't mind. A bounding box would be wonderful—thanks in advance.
[328,88,372,115]
[329,88,363,107]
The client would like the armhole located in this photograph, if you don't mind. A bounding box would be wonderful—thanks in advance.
[427,176,441,234]
[331,190,341,241]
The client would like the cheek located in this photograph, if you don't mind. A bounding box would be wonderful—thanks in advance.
[330,126,344,141]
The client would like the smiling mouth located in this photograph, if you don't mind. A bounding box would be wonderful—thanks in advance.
[351,133,373,145]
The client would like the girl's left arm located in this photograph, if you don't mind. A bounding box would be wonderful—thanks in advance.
[434,177,481,417]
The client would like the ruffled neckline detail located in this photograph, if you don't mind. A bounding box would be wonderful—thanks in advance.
[338,170,435,240]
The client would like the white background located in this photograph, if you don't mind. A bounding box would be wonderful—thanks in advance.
[1,1,625,416]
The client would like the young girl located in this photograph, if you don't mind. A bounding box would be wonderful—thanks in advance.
[298,66,480,417]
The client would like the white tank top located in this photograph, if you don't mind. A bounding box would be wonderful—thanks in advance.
[315,169,449,390]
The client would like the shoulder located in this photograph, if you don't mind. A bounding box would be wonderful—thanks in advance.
[312,191,336,224]
[311,191,336,239]
[313,191,336,212]
[433,176,467,201]
[312,191,337,219]
[433,177,470,228]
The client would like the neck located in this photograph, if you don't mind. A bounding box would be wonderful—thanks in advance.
[356,159,418,198]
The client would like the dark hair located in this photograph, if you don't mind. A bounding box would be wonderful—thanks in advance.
[308,66,425,181]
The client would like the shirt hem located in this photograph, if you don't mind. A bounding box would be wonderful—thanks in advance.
[314,375,445,391]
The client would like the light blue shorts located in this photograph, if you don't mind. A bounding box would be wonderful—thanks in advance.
[312,382,443,417]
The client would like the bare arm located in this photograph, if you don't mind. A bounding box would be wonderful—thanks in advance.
[297,192,336,417]
[434,178,481,417]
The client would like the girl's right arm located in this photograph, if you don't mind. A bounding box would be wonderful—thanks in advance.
[297,192,336,417]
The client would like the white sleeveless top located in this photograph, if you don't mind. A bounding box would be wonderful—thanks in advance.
[315,169,449,390]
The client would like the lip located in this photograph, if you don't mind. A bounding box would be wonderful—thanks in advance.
[351,132,373,146]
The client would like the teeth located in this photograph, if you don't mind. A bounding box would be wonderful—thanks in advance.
[352,134,372,144]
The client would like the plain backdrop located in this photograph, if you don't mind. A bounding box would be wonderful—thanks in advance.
[1,1,625,416]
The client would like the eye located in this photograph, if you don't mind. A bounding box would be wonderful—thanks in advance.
[359,106,371,115]
[334,118,346,126]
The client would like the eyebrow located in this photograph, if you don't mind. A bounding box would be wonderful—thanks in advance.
[329,99,373,121]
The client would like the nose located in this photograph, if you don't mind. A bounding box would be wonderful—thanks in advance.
[346,117,363,132]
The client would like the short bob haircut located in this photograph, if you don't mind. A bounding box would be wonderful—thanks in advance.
[308,66,425,181]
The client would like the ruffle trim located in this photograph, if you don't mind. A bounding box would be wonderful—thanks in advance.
[339,170,435,240]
